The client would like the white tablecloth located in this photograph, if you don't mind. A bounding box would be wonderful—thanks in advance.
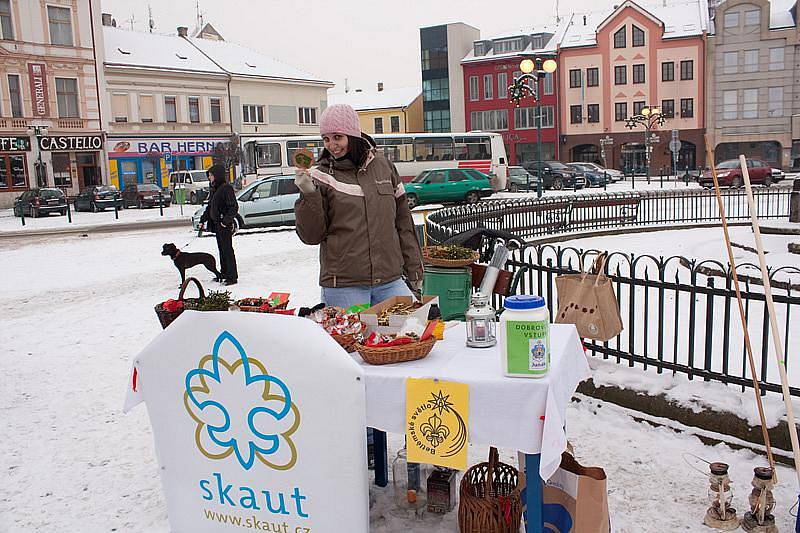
[353,323,591,480]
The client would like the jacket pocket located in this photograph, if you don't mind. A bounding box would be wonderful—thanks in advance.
[375,180,395,196]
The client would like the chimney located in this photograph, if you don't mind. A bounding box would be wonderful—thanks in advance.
[583,15,587,25]
[102,13,113,26]
[377,82,384,92]
[177,26,188,37]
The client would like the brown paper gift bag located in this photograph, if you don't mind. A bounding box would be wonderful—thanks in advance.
[555,252,623,341]
[542,452,610,533]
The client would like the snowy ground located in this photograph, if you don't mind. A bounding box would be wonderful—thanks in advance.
[3,225,800,532]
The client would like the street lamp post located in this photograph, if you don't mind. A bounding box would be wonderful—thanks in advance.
[625,106,665,183]
[27,125,49,188]
[509,57,557,198]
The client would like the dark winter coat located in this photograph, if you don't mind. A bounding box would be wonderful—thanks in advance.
[201,179,238,230]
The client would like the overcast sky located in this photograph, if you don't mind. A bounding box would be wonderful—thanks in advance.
[101,0,615,93]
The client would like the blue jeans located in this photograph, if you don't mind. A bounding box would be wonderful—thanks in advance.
[321,278,413,309]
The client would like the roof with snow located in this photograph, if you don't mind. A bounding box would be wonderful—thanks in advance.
[707,0,796,34]
[327,87,421,111]
[461,21,568,63]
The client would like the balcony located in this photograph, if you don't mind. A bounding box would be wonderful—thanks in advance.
[57,118,86,129]
[0,118,30,129]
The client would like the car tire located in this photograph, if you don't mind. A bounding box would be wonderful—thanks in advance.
[190,192,198,205]
[509,183,519,193]
[764,176,773,187]
[465,191,480,204]
[234,216,244,232]
[406,194,419,210]
[551,177,564,190]
[731,176,743,188]
[91,202,99,213]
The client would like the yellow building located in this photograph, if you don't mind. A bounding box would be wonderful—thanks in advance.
[328,85,423,134]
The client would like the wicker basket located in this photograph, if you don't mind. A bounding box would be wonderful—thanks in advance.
[355,337,436,365]
[458,447,522,533]
[235,297,290,313]
[423,246,480,268]
[154,277,204,329]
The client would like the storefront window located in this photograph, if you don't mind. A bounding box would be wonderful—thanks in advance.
[142,159,158,183]
[52,153,72,187]
[0,154,28,189]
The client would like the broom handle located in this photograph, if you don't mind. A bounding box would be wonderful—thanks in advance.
[703,138,776,475]
[739,154,800,487]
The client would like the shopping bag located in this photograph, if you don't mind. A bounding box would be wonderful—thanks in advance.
[555,252,623,341]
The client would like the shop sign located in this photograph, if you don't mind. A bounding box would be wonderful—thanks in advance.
[0,137,32,152]
[108,137,229,156]
[27,63,49,118]
[39,135,104,152]
[124,312,368,532]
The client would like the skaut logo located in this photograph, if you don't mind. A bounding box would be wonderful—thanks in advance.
[183,331,300,470]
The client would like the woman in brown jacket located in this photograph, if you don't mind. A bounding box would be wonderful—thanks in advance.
[294,104,423,309]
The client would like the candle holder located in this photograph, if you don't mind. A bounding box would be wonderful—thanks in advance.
[465,293,496,348]
[741,467,777,533]
[703,462,738,530]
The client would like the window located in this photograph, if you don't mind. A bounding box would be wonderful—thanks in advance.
[298,107,317,125]
[0,0,13,40]
[632,64,645,84]
[615,102,627,121]
[55,78,78,118]
[286,140,324,165]
[111,93,128,123]
[723,12,739,28]
[513,106,554,129]
[424,109,450,132]
[47,6,73,46]
[0,154,27,190]
[497,72,508,99]
[743,50,758,73]
[422,78,449,101]
[474,42,487,56]
[242,104,264,123]
[543,72,554,95]
[633,101,645,115]
[469,109,508,130]
[586,68,599,87]
[587,104,599,123]
[8,74,22,118]
[210,98,222,123]
[52,153,71,187]
[569,69,582,88]
[614,27,626,48]
[744,9,760,26]
[570,105,582,124]
[373,117,383,134]
[279,179,300,196]
[483,74,493,99]
[469,76,479,101]
[165,96,177,122]
[137,95,154,122]
[632,25,645,47]
[375,137,414,161]
[446,169,468,182]
[413,137,455,161]
[769,48,784,71]
[768,87,783,117]
[661,99,675,118]
[614,65,627,85]
[188,97,200,123]
[680,60,693,80]
[453,136,491,160]
[718,51,738,74]
[662,61,674,81]
[494,38,524,53]
[742,89,758,118]
[390,115,400,133]
[723,90,737,119]
[531,35,544,49]
[680,98,694,118]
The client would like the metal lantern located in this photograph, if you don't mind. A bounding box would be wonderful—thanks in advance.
[465,293,496,348]
[741,467,777,533]
[704,462,738,530]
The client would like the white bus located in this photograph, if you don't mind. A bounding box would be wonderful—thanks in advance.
[241,132,508,190]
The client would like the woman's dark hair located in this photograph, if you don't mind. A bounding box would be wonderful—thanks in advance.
[319,134,372,167]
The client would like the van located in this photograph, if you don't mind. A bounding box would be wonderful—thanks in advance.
[168,170,211,204]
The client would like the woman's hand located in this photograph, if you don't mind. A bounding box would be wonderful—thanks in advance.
[294,169,316,195]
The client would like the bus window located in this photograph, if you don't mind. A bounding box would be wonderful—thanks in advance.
[454,136,491,160]
[375,137,414,163]
[256,143,282,167]
[413,137,454,162]
[287,140,324,165]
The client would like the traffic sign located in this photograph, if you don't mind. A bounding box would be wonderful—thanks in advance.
[669,139,682,153]
[164,152,173,163]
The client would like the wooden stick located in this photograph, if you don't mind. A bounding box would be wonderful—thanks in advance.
[702,137,775,474]
[738,154,800,486]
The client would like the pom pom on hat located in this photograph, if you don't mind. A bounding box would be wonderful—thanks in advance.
[319,104,362,138]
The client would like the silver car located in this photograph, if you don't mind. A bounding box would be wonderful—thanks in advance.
[192,175,299,232]
[568,162,624,182]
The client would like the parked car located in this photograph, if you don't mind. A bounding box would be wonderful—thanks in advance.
[169,170,211,205]
[566,162,624,183]
[191,175,299,232]
[74,186,123,212]
[403,168,494,209]
[506,166,540,192]
[699,159,774,188]
[566,163,607,187]
[13,188,67,217]
[522,161,586,190]
[122,183,171,209]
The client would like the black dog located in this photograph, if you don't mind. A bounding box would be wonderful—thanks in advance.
[161,243,222,285]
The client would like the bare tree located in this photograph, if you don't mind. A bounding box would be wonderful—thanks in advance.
[211,134,242,181]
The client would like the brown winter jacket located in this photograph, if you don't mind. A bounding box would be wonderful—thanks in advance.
[294,148,423,288]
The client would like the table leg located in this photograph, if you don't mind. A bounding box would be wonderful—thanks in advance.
[373,429,388,487]
[524,453,543,533]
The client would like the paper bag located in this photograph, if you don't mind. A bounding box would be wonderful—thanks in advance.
[555,252,622,341]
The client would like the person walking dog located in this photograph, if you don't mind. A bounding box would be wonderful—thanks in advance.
[199,164,239,285]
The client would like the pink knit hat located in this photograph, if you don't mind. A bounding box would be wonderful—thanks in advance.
[319,104,361,138]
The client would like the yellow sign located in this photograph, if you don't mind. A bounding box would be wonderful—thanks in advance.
[406,378,468,470]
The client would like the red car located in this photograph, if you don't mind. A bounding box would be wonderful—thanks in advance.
[700,158,774,188]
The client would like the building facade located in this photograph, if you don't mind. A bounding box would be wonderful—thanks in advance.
[462,29,561,165]
[0,0,106,208]
[420,23,479,133]
[706,0,799,168]
[328,85,423,134]
[559,0,708,173]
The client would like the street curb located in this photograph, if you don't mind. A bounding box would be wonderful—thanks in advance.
[0,217,192,239]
